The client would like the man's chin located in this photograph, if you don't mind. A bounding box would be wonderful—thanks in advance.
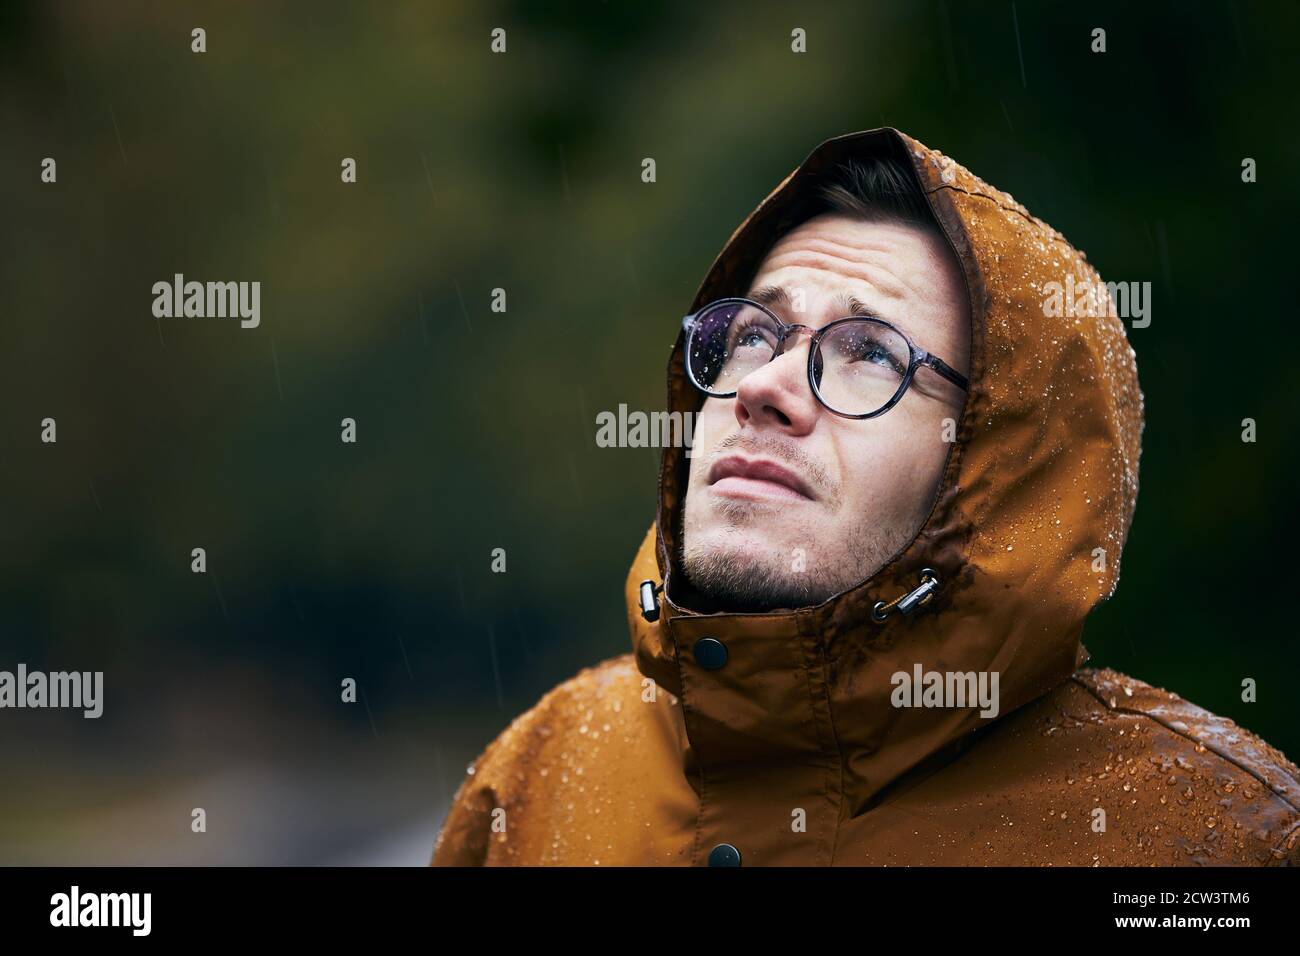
[684,526,785,567]
[680,532,823,612]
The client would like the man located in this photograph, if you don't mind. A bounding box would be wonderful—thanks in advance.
[431,128,1300,866]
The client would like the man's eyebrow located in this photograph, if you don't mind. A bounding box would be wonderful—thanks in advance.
[834,292,879,318]
[750,284,792,311]
[749,284,882,319]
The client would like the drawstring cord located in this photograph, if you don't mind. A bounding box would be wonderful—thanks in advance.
[644,567,941,629]
[641,569,941,625]
[871,568,941,623]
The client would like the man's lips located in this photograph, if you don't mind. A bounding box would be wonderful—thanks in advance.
[707,454,815,502]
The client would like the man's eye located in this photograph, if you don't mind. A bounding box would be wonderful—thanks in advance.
[847,340,904,372]
[729,321,773,351]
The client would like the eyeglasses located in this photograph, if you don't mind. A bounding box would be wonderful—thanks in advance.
[682,297,969,419]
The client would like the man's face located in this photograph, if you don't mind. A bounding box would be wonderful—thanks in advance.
[681,212,970,610]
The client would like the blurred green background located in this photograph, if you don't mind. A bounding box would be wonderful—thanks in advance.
[1,0,1297,863]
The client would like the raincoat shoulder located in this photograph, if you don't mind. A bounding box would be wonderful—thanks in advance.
[429,653,644,866]
[844,667,1300,865]
[1069,667,1300,865]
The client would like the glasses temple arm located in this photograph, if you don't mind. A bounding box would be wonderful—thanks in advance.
[922,355,970,391]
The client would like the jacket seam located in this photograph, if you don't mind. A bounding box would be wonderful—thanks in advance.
[1069,675,1300,815]
[798,614,843,866]
[824,640,846,866]
[669,627,708,867]
[928,182,1052,236]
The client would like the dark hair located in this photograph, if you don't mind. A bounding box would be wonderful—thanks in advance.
[812,155,938,231]
[723,152,943,302]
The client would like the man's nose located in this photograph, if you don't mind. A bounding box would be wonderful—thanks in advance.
[733,338,819,434]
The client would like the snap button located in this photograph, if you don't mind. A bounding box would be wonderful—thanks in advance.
[708,843,741,867]
[692,637,728,670]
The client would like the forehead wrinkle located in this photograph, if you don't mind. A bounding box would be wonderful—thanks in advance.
[757,251,910,303]
[763,230,945,305]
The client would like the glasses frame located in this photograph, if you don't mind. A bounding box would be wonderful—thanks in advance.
[681,296,970,420]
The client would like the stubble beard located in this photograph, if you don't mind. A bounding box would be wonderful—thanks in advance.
[679,430,913,611]
[680,496,905,612]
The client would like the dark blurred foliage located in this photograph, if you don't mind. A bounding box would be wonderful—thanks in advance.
[1,1,1297,861]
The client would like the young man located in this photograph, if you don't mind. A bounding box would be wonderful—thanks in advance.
[431,128,1300,866]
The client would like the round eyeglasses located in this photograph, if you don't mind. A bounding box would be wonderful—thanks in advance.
[682,297,969,419]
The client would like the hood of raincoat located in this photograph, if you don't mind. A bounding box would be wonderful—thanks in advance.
[625,126,1144,823]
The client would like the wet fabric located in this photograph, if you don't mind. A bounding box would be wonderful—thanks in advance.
[431,128,1300,866]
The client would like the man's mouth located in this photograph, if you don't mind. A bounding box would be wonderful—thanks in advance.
[707,454,815,502]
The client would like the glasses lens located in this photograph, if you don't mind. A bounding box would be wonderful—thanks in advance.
[814,320,911,416]
[686,301,780,393]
